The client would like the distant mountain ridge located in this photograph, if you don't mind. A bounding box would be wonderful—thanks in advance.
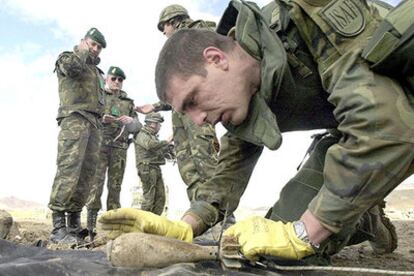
[0,196,44,210]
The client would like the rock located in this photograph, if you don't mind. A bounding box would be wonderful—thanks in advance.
[0,210,13,238]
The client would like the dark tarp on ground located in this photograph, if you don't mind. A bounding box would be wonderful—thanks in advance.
[0,239,326,275]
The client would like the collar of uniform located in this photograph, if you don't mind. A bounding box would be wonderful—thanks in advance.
[222,0,286,150]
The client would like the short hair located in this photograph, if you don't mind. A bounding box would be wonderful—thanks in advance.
[155,28,235,102]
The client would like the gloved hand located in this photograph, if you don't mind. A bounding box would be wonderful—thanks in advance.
[224,216,315,261]
[98,208,193,242]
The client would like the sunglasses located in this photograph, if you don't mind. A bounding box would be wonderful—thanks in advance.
[111,76,124,83]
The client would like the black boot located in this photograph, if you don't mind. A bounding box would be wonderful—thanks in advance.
[50,211,79,244]
[66,212,84,243]
[49,211,67,243]
[87,209,98,241]
[367,202,398,254]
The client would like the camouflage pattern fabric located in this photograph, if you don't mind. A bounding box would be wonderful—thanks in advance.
[49,46,105,213]
[172,112,219,200]
[266,132,383,260]
[54,47,105,123]
[283,0,414,233]
[185,0,414,241]
[153,17,219,202]
[49,113,102,212]
[101,90,137,149]
[87,90,138,211]
[134,126,170,215]
[134,126,169,165]
[176,18,216,31]
[86,145,127,211]
[137,164,166,215]
[152,102,219,201]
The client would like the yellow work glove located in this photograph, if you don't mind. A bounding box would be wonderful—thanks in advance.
[98,208,193,242]
[224,216,315,261]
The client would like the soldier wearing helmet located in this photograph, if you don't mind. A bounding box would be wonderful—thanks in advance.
[136,4,235,232]
[133,112,173,215]
[137,4,221,203]
[157,4,215,37]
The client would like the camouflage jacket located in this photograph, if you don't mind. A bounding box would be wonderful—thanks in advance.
[153,18,220,188]
[55,46,105,125]
[185,0,414,234]
[102,89,140,149]
[134,126,169,165]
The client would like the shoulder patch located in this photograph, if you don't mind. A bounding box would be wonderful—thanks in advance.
[319,0,365,37]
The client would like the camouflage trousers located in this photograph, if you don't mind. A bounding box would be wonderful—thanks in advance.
[137,163,166,215]
[86,145,127,211]
[266,132,390,261]
[49,113,102,212]
[172,111,218,201]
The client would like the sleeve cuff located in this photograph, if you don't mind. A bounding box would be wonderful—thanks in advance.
[308,186,368,233]
[182,201,220,236]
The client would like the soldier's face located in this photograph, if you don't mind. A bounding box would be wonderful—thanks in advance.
[150,122,161,133]
[84,37,102,57]
[106,74,123,91]
[167,65,253,127]
[163,23,176,38]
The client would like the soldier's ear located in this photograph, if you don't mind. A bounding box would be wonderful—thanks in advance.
[203,47,228,70]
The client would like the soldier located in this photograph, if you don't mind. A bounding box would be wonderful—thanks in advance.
[134,113,173,215]
[136,4,221,205]
[101,0,414,265]
[85,66,141,236]
[157,4,216,38]
[49,27,106,244]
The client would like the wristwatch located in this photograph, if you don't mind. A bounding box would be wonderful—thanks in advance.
[293,221,310,243]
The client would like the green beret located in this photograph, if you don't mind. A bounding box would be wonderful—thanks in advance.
[107,66,126,80]
[85,27,106,48]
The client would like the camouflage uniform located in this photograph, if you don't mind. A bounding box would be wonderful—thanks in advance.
[134,115,170,215]
[86,89,140,212]
[184,0,413,259]
[48,35,106,243]
[49,46,105,213]
[152,102,219,200]
[156,10,220,201]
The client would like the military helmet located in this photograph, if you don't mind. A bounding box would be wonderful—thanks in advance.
[145,112,164,123]
[157,4,189,31]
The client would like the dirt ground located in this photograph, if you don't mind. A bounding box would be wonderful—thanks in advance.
[5,217,414,274]
[331,220,414,273]
[3,188,414,274]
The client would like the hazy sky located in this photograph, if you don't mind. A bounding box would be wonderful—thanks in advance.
[0,0,408,215]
